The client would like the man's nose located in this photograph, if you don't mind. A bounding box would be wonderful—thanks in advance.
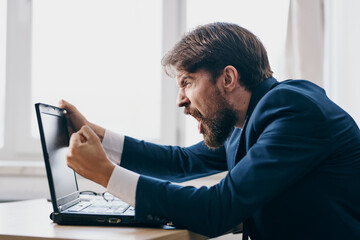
[177,88,190,108]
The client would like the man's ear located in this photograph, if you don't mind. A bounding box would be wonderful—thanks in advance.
[222,65,239,92]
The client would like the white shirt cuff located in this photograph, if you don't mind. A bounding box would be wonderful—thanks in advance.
[107,165,139,207]
[102,129,125,165]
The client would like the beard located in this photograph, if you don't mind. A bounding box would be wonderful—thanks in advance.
[185,89,238,149]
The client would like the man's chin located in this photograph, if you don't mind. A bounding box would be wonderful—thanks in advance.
[203,135,227,150]
[202,125,235,149]
[204,141,226,150]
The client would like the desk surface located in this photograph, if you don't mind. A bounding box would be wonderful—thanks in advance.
[0,199,206,240]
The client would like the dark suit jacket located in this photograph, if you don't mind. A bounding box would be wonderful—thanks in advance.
[120,78,360,239]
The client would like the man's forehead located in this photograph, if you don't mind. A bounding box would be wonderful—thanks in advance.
[176,69,212,81]
[176,70,191,80]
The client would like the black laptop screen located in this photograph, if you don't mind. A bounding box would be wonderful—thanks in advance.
[41,112,78,201]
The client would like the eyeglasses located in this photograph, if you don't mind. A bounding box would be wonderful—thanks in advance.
[101,191,115,202]
[80,191,115,202]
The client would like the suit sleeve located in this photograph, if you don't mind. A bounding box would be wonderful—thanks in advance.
[120,138,227,182]
[133,89,332,238]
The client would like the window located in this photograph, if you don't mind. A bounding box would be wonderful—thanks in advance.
[32,0,163,141]
[1,0,180,161]
[184,0,290,146]
[0,0,7,148]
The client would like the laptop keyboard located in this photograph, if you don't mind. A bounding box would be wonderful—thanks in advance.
[66,196,131,214]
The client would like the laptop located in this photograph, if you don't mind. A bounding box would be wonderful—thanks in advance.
[35,103,157,227]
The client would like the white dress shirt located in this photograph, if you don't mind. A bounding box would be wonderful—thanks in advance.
[102,129,139,207]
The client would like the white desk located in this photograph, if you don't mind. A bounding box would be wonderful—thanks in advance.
[0,199,206,240]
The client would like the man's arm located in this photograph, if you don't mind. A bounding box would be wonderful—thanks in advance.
[102,130,228,182]
[120,136,227,182]
[66,125,226,208]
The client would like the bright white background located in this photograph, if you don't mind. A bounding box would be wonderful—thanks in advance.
[0,0,359,202]
[31,0,162,141]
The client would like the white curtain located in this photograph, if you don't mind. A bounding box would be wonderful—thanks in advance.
[282,0,324,86]
[283,0,360,125]
[323,0,360,126]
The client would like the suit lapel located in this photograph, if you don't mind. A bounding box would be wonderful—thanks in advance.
[232,78,279,167]
[235,118,248,165]
[226,128,241,170]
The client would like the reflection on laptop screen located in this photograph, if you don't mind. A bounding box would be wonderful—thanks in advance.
[41,112,78,200]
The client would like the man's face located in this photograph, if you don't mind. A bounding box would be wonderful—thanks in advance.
[176,69,238,149]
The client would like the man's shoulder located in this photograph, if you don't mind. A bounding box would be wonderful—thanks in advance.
[247,79,334,135]
[254,79,327,113]
[270,79,325,97]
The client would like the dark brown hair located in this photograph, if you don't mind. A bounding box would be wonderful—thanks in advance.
[162,22,273,91]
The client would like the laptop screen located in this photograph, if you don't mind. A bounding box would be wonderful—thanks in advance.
[36,104,79,207]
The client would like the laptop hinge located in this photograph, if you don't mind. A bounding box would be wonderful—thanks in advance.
[58,198,80,212]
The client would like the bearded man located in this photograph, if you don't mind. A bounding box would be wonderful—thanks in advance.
[62,22,360,239]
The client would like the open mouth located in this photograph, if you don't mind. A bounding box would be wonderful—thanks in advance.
[197,119,203,134]
[185,108,205,134]
[190,114,204,134]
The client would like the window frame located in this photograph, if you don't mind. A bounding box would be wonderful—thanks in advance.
[0,0,187,162]
[0,0,6,150]
[2,0,35,161]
